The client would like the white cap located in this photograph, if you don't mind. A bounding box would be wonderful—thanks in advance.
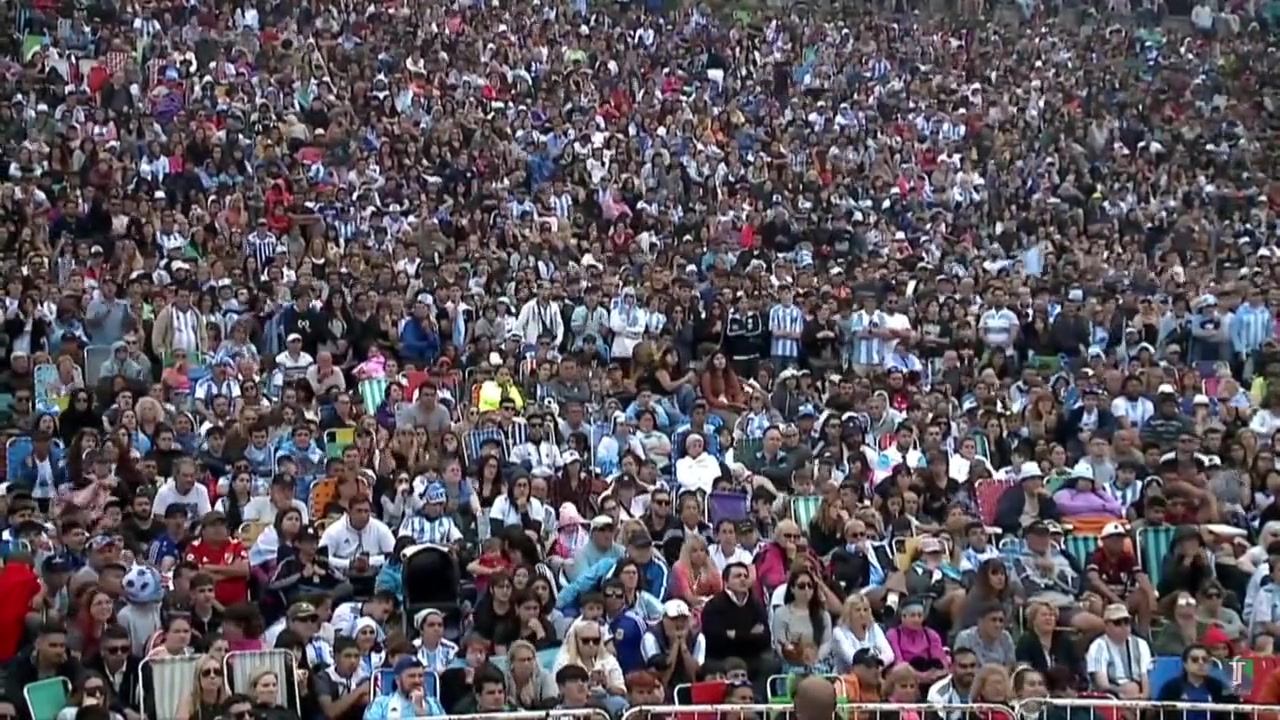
[1101,522,1128,538]
[1018,461,1043,479]
[1157,384,1177,395]
[286,333,303,343]
[662,599,691,618]
[1193,394,1211,405]
[589,515,614,530]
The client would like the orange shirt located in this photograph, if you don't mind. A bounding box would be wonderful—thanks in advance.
[185,538,249,606]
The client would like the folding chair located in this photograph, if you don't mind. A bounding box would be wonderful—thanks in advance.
[974,477,1017,526]
[462,428,506,466]
[358,378,389,412]
[790,495,822,528]
[706,490,749,527]
[84,344,114,385]
[1137,525,1177,589]
[23,677,70,720]
[139,656,200,720]
[6,435,32,482]
[323,428,356,460]
[505,421,529,449]
[224,649,301,713]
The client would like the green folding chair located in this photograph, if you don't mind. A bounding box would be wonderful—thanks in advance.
[1138,525,1177,589]
[358,378,389,412]
[24,677,71,720]
[324,428,356,460]
[1063,533,1099,565]
[790,495,822,528]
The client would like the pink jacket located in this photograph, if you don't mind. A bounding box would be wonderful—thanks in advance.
[1052,488,1123,518]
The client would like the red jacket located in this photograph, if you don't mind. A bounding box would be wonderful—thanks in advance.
[0,562,41,661]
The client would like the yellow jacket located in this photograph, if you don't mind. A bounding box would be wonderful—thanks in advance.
[478,380,525,413]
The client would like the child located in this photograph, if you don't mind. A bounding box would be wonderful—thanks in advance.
[578,591,610,645]
[354,346,388,380]
[466,538,510,595]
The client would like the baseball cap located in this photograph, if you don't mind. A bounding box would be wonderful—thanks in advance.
[287,602,319,621]
[628,530,654,548]
[662,599,691,618]
[590,515,615,530]
[1101,522,1128,538]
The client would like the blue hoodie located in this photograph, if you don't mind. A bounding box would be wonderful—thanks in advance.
[556,553,669,612]
[399,318,440,365]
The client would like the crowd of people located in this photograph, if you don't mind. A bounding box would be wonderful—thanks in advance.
[2,0,1280,717]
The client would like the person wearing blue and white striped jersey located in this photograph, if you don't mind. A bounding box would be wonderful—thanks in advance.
[978,288,1020,354]
[1232,287,1274,378]
[410,608,458,674]
[768,287,805,368]
[847,294,889,376]
[398,483,463,546]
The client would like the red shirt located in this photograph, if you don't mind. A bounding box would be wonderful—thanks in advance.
[185,538,249,606]
[1087,547,1142,596]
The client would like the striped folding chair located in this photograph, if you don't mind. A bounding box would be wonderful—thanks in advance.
[974,477,1017,527]
[463,428,506,466]
[790,494,822,528]
[224,649,301,713]
[706,490,750,526]
[505,421,529,449]
[140,656,201,720]
[358,377,389,412]
[587,420,612,471]
[1137,525,1177,589]
[6,435,32,482]
[1063,533,1100,565]
[734,436,764,462]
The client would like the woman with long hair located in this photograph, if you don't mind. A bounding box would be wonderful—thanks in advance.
[148,614,195,658]
[249,668,299,720]
[808,497,847,558]
[60,390,98,443]
[175,654,227,720]
[610,558,663,624]
[505,639,557,709]
[472,570,519,647]
[215,470,255,530]
[833,594,895,671]
[960,559,1022,629]
[699,351,746,426]
[772,567,833,674]
[249,506,304,569]
[670,533,723,623]
[68,586,115,659]
[54,671,123,720]
[552,620,628,714]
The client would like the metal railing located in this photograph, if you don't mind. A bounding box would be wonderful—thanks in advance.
[624,699,1280,720]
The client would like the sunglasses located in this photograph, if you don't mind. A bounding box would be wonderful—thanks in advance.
[201,667,223,678]
[232,710,255,720]
[104,646,130,655]
[1108,618,1131,626]
[579,636,602,645]
[1188,655,1211,664]
[84,687,104,696]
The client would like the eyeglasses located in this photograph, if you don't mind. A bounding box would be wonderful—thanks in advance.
[84,687,104,696]
[104,645,130,655]
[201,667,223,678]
[604,592,624,599]
[232,709,255,720]
[579,636,602,645]
[1188,655,1211,664]
[652,498,670,506]
[1108,618,1131,626]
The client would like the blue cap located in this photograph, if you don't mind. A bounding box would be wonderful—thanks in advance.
[797,404,817,418]
[393,657,424,675]
[424,482,447,504]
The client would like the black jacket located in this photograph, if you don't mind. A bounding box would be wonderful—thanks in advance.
[701,590,771,661]
[1014,630,1084,687]
[85,654,143,713]
[830,542,897,598]
[994,484,1061,536]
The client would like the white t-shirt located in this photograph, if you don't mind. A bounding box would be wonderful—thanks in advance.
[1085,634,1152,687]
[883,312,913,356]
[708,544,754,574]
[489,496,547,529]
[152,481,212,519]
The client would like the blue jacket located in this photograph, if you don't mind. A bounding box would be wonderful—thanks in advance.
[362,691,444,720]
[399,320,440,365]
[557,554,668,611]
[12,444,67,491]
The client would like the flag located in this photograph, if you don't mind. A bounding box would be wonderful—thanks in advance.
[21,34,45,63]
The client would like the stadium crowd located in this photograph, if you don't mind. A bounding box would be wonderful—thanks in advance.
[3,0,1280,717]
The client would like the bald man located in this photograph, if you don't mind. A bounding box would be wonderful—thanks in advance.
[795,675,838,720]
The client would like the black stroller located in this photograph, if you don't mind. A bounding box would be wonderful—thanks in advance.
[402,544,469,642]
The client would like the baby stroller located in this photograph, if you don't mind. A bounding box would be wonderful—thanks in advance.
[402,544,469,643]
